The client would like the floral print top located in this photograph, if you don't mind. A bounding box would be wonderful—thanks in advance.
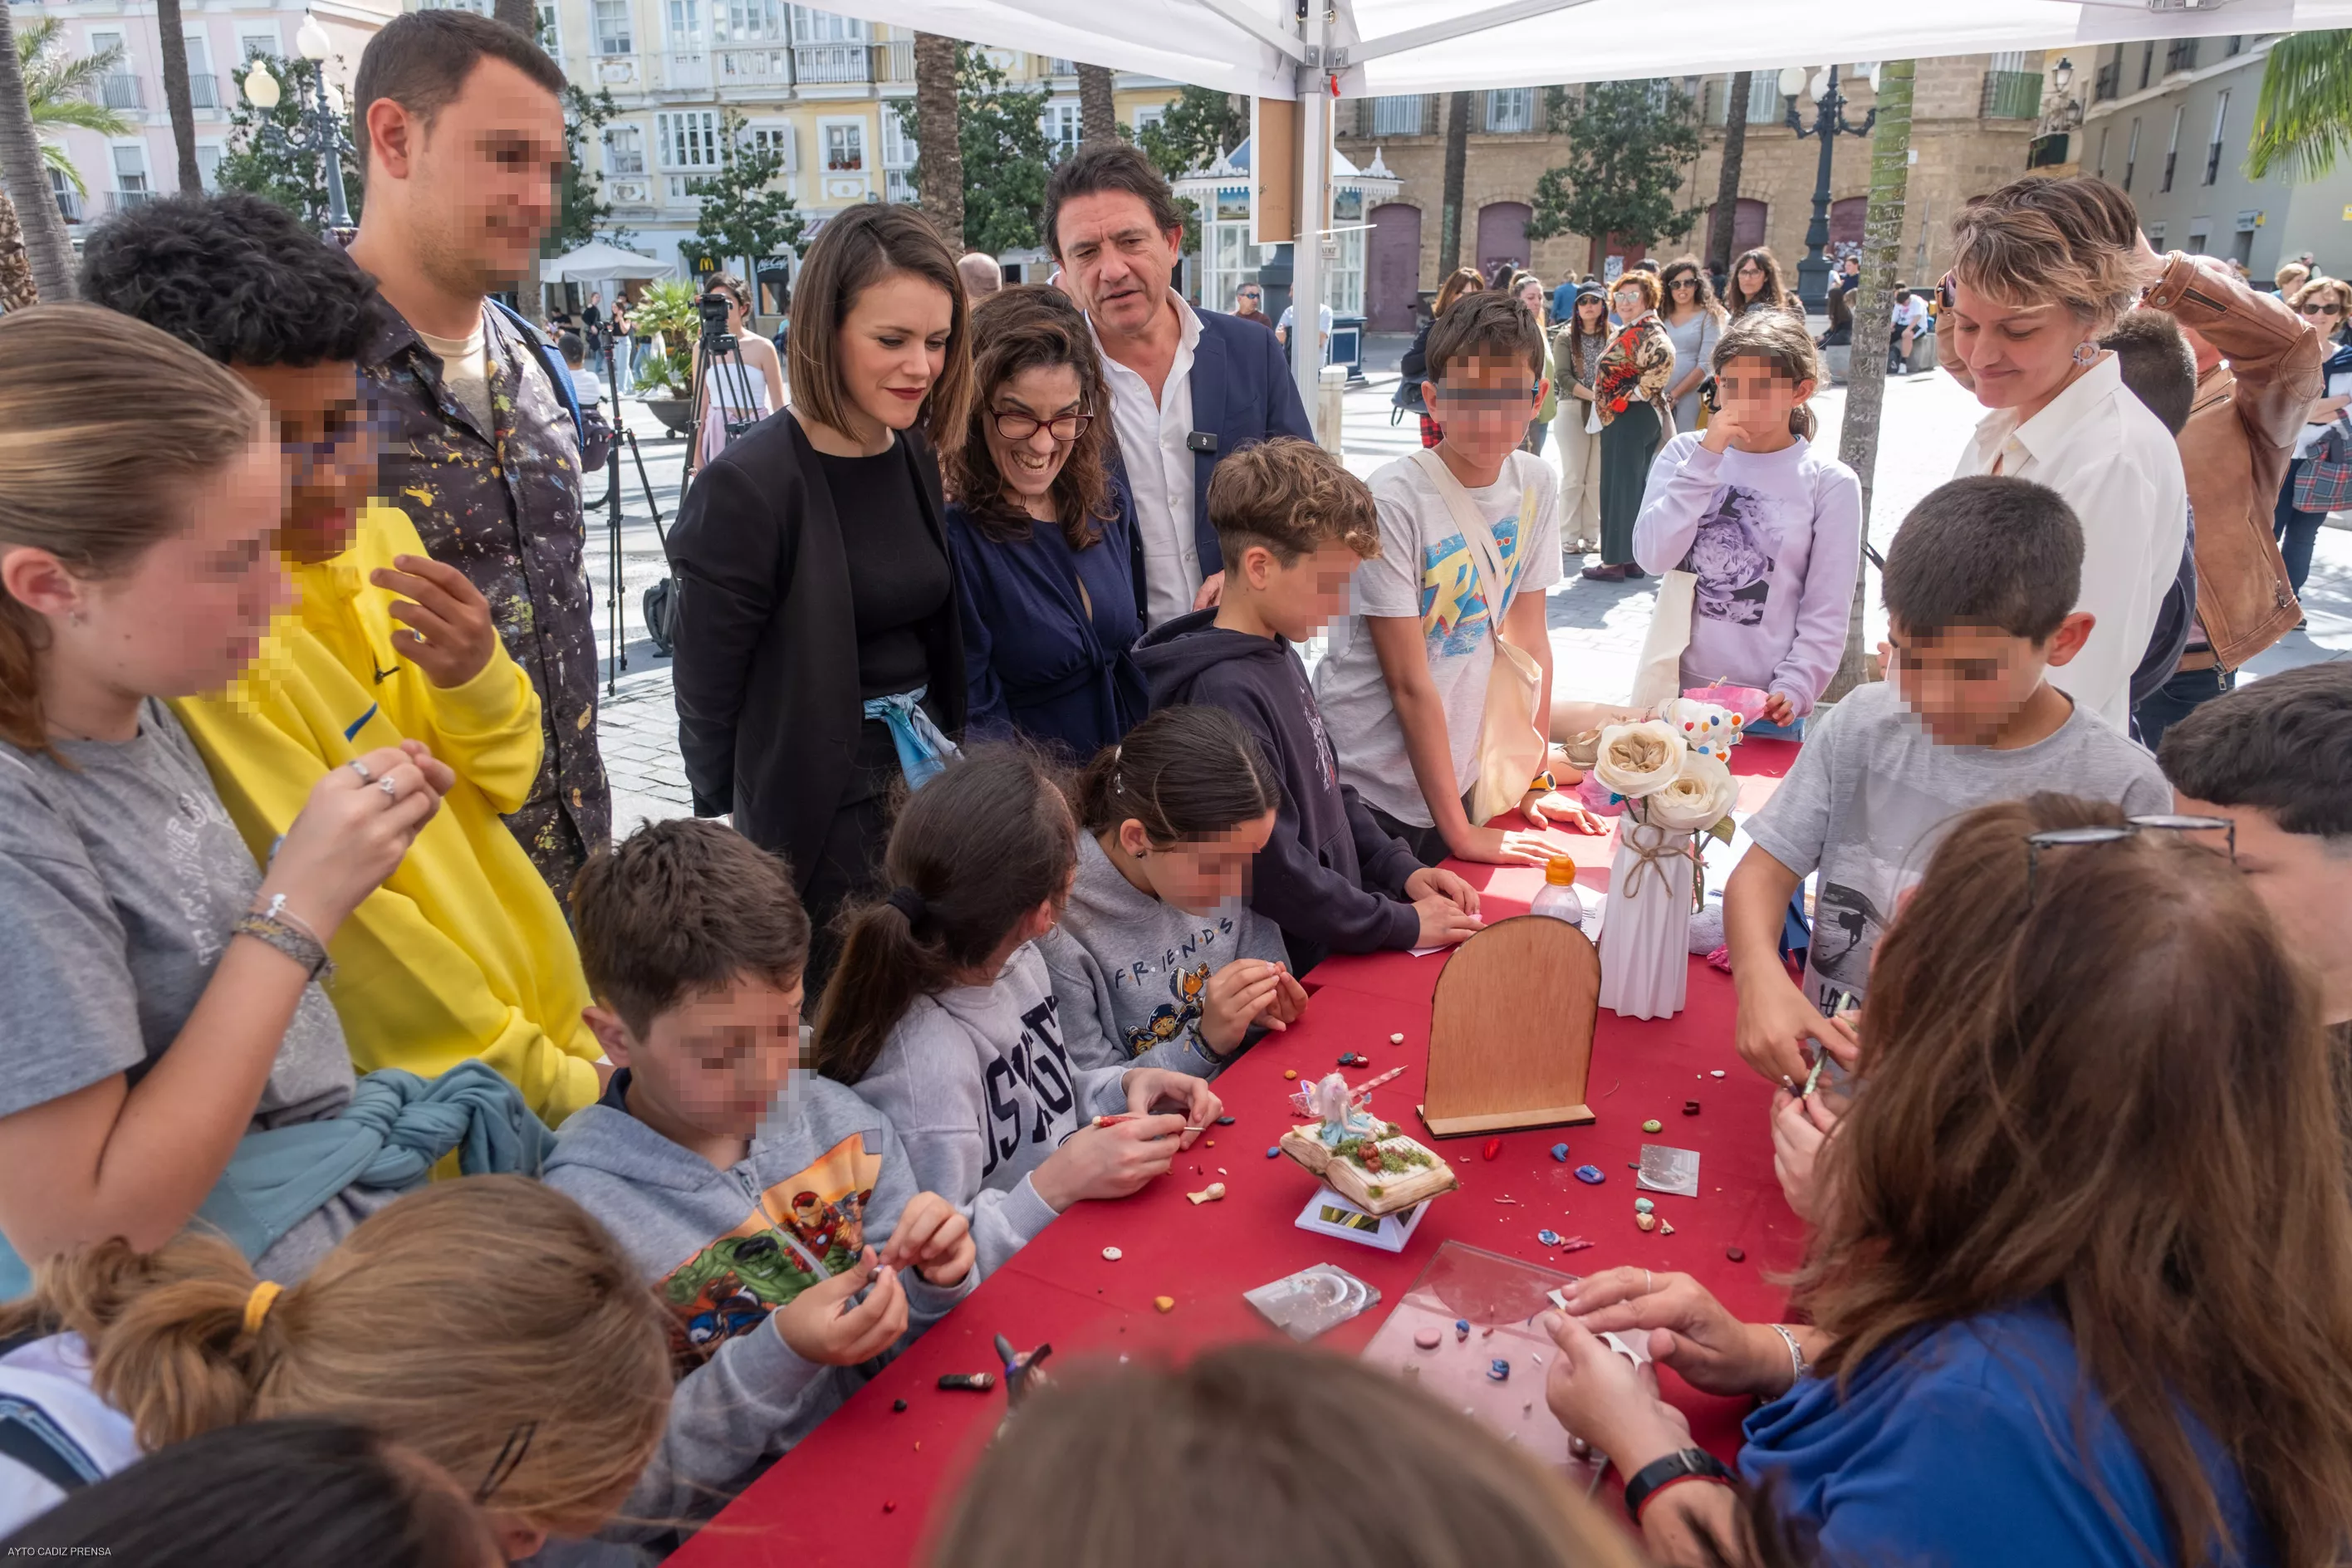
[1593,313,1675,429]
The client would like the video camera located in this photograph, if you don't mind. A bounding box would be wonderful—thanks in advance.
[696,287,737,350]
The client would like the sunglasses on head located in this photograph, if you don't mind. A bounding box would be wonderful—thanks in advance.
[2024,815,2236,906]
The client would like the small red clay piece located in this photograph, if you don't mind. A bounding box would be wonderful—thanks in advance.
[1482,1137,1502,1161]
[1726,1246,1747,1262]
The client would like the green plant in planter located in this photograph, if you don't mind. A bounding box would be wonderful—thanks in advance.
[637,349,693,399]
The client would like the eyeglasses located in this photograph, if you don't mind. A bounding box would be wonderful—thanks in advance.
[2024,814,2235,906]
[2300,301,2345,316]
[992,409,1092,442]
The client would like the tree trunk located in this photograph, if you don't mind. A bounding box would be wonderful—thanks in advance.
[1438,91,1469,274]
[914,32,964,252]
[1825,58,1913,704]
[0,184,37,310]
[1077,63,1116,147]
[154,0,202,192]
[1707,71,1750,275]
[494,0,538,42]
[0,0,72,301]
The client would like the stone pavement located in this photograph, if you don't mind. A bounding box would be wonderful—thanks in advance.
[583,370,2351,836]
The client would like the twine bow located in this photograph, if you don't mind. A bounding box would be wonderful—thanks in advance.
[1618,817,1698,903]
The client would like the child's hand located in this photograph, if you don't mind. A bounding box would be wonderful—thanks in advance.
[1536,1308,1690,1478]
[880,1193,977,1288]
[1198,958,1291,1053]
[1771,1087,1844,1223]
[772,1247,909,1367]
[1032,1117,1184,1209]
[1121,1069,1222,1147]
[1735,970,1858,1089]
[1264,965,1309,1028]
[1700,403,1744,453]
[1521,786,1606,836]
[1758,692,1796,728]
[370,555,500,688]
[1449,823,1572,867]
[1404,865,1481,916]
[1409,895,1483,948]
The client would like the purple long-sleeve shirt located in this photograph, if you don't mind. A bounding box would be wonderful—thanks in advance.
[1632,434,1864,717]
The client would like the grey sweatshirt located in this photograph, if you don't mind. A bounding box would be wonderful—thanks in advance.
[1041,831,1291,1078]
[542,1070,973,1546]
[850,943,1129,1281]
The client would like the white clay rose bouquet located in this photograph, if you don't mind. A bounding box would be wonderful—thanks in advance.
[1574,711,1742,842]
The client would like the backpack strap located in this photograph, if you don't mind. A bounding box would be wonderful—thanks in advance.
[0,1394,105,1497]
[485,299,586,448]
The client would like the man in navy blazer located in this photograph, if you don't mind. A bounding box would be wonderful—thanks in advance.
[1043,144,1316,627]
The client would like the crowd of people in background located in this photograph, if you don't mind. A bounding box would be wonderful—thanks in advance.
[1,7,2350,1567]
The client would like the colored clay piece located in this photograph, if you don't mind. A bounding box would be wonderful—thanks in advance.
[1186,1183,1227,1204]
[1683,1100,1701,1115]
[1634,1197,1655,1214]
[1218,1115,1236,1125]
[1266,1146,1280,1158]
[1642,1119,1663,1133]
[1710,1070,1726,1078]
[1537,1228,1562,1246]
[1205,1139,1216,1147]
[1154,1296,1175,1314]
[1482,1137,1502,1161]
[1102,1247,1123,1260]
[1455,1319,1471,1341]
[1660,1220,1676,1236]
[1574,1164,1605,1184]
[1482,1326,1495,1339]
[1559,1237,1595,1254]
[892,1399,908,1413]
[938,1373,997,1391]
[1726,1246,1747,1262]
[1414,1327,1443,1350]
[1551,1143,1570,1162]
[1284,1070,1298,1080]
[1390,1032,1405,1044]
[1487,1359,1510,1382]
[884,1501,896,1513]
[1635,1213,1657,1232]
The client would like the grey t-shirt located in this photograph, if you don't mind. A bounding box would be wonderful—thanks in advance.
[1743,682,2170,1012]
[0,700,365,1278]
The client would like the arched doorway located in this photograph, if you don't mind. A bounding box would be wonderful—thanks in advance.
[1477,201,1531,279]
[1366,203,1423,332]
[1734,198,1768,253]
[1829,197,1865,261]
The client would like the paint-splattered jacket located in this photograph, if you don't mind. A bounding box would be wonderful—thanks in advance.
[362,300,610,897]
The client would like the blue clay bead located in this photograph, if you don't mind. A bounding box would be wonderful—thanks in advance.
[1536,1228,1562,1246]
[1265,1146,1280,1158]
[1487,1358,1510,1382]
[1550,1143,1570,1162]
[1574,1164,1605,1185]
[1634,1197,1655,1214]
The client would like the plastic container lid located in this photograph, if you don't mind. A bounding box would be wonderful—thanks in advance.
[1545,855,1577,885]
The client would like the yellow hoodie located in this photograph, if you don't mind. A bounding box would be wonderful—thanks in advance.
[174,502,603,1124]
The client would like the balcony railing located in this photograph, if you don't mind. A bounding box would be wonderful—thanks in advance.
[1046,56,1077,75]
[875,37,914,81]
[2093,61,2119,102]
[665,50,710,89]
[1980,68,2041,120]
[794,42,868,82]
[1370,94,1425,137]
[717,46,791,84]
[100,73,144,110]
[187,71,217,109]
[54,188,84,223]
[107,189,158,213]
[885,168,915,203]
[2166,38,2198,74]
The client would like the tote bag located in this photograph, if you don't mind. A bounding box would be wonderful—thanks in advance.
[1629,569,1698,713]
[1407,449,1550,826]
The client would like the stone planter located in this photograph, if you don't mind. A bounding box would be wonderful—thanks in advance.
[641,396,694,438]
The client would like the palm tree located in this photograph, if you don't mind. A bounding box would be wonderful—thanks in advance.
[16,17,134,195]
[0,184,37,309]
[2247,30,2352,180]
[0,0,77,301]
[1707,71,1752,276]
[1438,91,1469,273]
[1077,62,1116,147]
[154,0,200,192]
[913,32,963,251]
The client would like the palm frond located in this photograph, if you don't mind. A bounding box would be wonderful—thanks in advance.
[17,16,125,110]
[2247,29,2352,181]
[42,142,87,196]
[32,97,133,137]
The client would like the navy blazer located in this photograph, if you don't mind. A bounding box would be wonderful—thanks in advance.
[1110,306,1318,589]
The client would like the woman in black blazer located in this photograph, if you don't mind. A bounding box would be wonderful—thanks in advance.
[668,205,975,986]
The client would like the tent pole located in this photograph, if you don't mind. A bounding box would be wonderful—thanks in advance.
[1291,5,1329,440]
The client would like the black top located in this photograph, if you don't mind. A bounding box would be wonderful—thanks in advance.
[818,444,953,698]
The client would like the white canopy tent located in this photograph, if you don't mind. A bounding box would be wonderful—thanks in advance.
[542,241,674,283]
[808,0,2352,414]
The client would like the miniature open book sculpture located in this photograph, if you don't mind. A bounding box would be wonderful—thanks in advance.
[1280,1066,1458,1216]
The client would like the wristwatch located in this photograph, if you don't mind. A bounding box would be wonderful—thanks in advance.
[1621,1447,1734,1524]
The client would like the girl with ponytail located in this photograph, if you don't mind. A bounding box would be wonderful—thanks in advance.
[1630,310,1864,740]
[1039,705,1306,1076]
[819,746,1222,1281]
[0,1177,672,1558]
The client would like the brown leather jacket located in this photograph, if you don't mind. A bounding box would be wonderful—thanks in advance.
[2141,253,2310,669]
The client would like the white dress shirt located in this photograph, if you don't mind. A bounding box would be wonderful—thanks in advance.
[1953,353,2188,733]
[1093,292,1203,628]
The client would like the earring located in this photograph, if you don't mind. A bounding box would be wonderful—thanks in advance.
[1133,850,1147,860]
[2072,341,2100,366]
[66,606,86,628]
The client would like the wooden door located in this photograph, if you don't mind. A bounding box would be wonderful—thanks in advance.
[1366,202,1423,332]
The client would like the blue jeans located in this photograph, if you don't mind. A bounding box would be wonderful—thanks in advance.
[2133,661,2234,752]
[2276,461,2326,598]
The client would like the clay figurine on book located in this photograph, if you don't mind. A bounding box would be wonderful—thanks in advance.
[1280,1067,1458,1216]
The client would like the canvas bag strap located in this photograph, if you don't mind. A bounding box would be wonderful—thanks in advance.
[1407,448,1524,636]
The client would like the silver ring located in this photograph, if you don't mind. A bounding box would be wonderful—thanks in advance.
[347,758,373,782]
[378,777,398,800]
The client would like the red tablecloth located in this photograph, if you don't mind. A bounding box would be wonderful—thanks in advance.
[671,740,1804,1567]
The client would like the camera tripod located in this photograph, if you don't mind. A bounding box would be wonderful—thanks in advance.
[600,332,671,696]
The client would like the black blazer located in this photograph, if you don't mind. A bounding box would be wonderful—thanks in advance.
[666,410,967,885]
[1139,308,1318,581]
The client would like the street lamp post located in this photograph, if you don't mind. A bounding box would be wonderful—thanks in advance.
[1781,63,1875,313]
[242,13,355,235]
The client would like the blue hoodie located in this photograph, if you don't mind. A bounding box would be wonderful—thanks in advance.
[1131,610,1423,971]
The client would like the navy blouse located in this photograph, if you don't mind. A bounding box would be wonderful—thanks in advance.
[944,484,1149,762]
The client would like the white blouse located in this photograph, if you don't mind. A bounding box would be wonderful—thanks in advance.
[1953,353,2188,733]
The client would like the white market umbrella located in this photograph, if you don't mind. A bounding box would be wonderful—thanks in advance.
[543,241,674,283]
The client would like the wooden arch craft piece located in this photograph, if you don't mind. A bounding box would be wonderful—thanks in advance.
[1421,915,1600,1139]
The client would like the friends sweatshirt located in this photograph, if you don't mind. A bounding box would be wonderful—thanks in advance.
[1132,611,1423,969]
[1630,435,1864,718]
[542,1071,973,1546]
[849,943,1129,1281]
[1040,831,1291,1078]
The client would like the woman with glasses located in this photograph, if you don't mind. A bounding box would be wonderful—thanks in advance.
[2276,274,2352,605]
[944,286,1148,759]
[1722,247,1802,321]
[1655,255,1724,434]
[1508,270,1561,457]
[1582,270,1674,582]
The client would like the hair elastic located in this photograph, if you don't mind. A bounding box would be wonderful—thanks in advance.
[242,1280,282,1335]
[884,886,928,923]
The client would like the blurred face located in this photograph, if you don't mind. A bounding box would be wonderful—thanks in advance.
[1884,619,2073,745]
[1713,355,1809,441]
[370,57,566,296]
[1736,258,1766,296]
[605,973,806,1140]
[1242,538,1362,643]
[1515,279,1544,316]
[1117,809,1277,914]
[2169,794,2352,1022]
[1944,276,2091,414]
[983,362,1085,509]
[1425,352,1544,468]
[718,287,748,332]
[1052,189,1183,338]
[236,360,380,565]
[835,270,954,439]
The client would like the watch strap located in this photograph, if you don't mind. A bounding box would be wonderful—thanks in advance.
[1621,1447,1733,1523]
